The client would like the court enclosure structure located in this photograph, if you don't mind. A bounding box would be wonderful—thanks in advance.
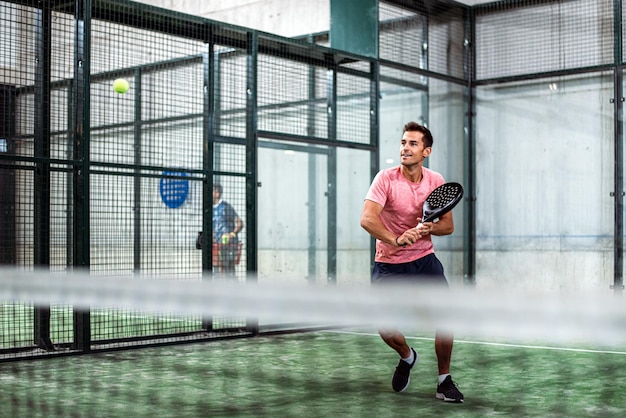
[1,0,625,359]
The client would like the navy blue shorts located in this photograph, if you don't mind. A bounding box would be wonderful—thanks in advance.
[371,253,448,287]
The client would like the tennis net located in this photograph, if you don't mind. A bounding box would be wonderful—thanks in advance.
[1,268,626,417]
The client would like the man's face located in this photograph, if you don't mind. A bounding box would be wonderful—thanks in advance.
[399,130,431,167]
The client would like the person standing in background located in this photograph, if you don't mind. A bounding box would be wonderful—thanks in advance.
[212,183,243,277]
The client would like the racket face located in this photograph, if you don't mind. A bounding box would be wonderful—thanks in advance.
[421,182,464,223]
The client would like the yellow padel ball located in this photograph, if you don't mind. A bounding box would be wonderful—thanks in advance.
[112,78,130,94]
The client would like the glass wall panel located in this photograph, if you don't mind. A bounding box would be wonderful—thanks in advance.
[256,139,328,328]
[428,79,466,282]
[475,72,614,291]
[336,147,373,287]
[378,67,466,283]
[257,139,328,286]
[379,68,426,170]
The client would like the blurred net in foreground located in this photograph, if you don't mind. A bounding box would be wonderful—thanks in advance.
[1,269,626,417]
[2,269,625,345]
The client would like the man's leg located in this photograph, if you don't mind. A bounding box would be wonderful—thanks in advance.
[434,330,453,374]
[412,254,463,401]
[221,244,237,278]
[380,329,417,392]
[372,262,418,392]
[224,264,236,278]
[379,329,411,358]
[434,330,464,402]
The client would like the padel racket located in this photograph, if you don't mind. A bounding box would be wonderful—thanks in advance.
[417,182,464,227]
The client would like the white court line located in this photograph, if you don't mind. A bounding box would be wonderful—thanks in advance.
[327,329,626,356]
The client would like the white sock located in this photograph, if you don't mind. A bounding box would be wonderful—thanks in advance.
[402,348,417,365]
[438,373,450,385]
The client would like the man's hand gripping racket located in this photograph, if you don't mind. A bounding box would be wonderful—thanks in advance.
[416,182,464,230]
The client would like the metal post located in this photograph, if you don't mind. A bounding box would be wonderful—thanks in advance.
[202,29,216,331]
[245,31,259,333]
[369,60,380,275]
[326,67,337,285]
[72,0,92,351]
[33,1,53,351]
[133,68,142,275]
[463,5,477,286]
[307,45,318,284]
[613,0,624,294]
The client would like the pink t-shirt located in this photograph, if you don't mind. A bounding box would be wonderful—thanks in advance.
[365,166,445,264]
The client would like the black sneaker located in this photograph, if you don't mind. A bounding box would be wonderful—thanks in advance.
[391,348,417,392]
[436,375,464,403]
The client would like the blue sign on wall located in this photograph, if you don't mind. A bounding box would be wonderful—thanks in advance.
[159,171,189,209]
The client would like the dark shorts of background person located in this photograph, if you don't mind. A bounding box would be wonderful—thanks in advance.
[372,253,449,287]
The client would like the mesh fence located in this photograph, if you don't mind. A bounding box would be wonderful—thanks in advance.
[215,46,247,140]
[0,0,377,358]
[2,3,626,417]
[475,0,616,81]
[257,54,327,138]
[379,1,466,79]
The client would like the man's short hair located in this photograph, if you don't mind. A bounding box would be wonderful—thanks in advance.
[403,121,434,148]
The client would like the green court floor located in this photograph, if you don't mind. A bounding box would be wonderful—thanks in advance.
[2,329,625,417]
